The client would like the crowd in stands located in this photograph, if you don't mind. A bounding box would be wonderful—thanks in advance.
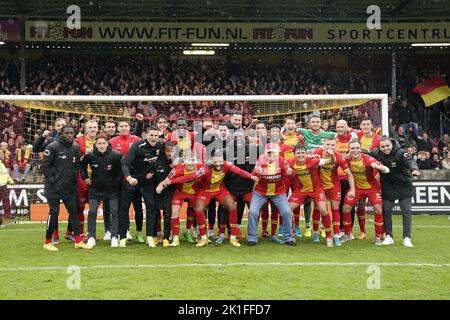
[0,53,449,184]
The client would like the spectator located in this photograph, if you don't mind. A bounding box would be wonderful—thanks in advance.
[393,126,408,149]
[397,99,420,138]
[438,134,450,154]
[431,153,442,170]
[405,145,417,160]
[415,132,434,153]
[441,149,450,170]
[416,151,434,169]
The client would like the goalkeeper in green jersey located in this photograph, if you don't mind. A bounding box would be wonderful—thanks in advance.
[293,114,336,237]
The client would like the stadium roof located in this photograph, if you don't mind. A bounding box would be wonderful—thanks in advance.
[0,0,449,22]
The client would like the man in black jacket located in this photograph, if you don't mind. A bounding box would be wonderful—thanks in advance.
[370,136,420,248]
[80,133,122,248]
[153,141,176,247]
[224,130,259,241]
[120,126,165,248]
[41,125,92,251]
[33,118,67,153]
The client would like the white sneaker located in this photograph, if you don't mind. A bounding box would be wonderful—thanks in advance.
[111,237,119,248]
[207,230,215,238]
[403,237,414,248]
[103,231,112,241]
[119,238,127,248]
[382,235,394,246]
[87,237,96,247]
[126,230,133,241]
[374,237,382,246]
[146,236,156,248]
[326,238,334,247]
[350,233,355,240]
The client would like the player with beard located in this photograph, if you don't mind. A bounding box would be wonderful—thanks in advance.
[296,115,336,237]
[341,139,390,245]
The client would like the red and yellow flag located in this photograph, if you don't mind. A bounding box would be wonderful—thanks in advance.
[412,76,450,107]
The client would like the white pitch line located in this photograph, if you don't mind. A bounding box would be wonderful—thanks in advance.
[0,262,449,272]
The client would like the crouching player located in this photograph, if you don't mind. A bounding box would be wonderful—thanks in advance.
[156,151,202,247]
[288,143,335,247]
[158,152,258,247]
[342,139,390,245]
[80,133,123,248]
[247,143,295,246]
[313,137,356,246]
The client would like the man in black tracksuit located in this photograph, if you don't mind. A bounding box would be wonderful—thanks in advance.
[120,126,165,247]
[224,131,259,239]
[80,134,122,246]
[371,136,420,247]
[153,142,176,245]
[41,125,91,251]
[33,118,67,153]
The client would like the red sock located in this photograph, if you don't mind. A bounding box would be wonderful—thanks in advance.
[53,229,59,238]
[219,224,226,235]
[171,217,180,236]
[312,209,320,232]
[374,213,384,238]
[195,209,207,236]
[271,210,279,237]
[208,223,214,231]
[357,207,366,233]
[44,239,51,245]
[229,208,238,236]
[186,207,195,229]
[331,209,340,235]
[293,206,300,227]
[78,209,85,235]
[74,235,83,243]
[321,213,332,239]
[343,211,352,235]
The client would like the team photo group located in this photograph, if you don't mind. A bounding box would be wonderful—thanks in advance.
[38,110,420,252]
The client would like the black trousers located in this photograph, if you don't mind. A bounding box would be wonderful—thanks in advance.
[236,195,249,226]
[46,194,80,240]
[119,181,158,238]
[127,192,144,232]
[103,200,111,233]
[207,200,229,232]
[339,179,355,230]
[156,186,174,240]
[383,198,412,239]
[88,197,119,239]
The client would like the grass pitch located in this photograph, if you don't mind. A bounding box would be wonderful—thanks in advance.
[0,215,449,300]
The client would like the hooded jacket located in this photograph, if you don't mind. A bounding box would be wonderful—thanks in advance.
[41,136,80,199]
[370,139,419,200]
[80,144,123,200]
[33,131,59,153]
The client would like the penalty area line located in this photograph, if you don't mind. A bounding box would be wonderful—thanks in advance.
[0,262,449,271]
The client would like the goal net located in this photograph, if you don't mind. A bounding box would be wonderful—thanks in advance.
[0,94,388,221]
